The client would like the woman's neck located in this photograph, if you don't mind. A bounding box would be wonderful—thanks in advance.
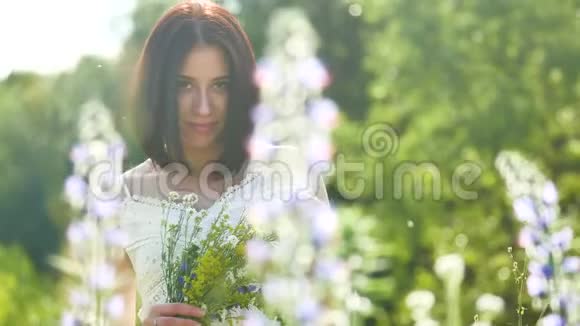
[183,145,224,179]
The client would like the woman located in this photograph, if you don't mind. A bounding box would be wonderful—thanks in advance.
[117,1,329,325]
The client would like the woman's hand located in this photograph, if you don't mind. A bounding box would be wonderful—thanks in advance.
[143,303,205,326]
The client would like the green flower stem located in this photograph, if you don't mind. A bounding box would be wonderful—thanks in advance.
[445,280,461,326]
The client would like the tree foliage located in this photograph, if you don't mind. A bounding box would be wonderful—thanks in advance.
[333,0,580,323]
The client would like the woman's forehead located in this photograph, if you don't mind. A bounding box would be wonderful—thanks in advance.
[179,45,229,79]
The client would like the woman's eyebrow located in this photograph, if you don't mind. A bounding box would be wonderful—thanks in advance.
[178,74,230,81]
[214,75,230,81]
[177,74,195,81]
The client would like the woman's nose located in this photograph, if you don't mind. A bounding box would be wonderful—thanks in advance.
[194,90,211,115]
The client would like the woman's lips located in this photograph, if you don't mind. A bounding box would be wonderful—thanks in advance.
[187,122,217,134]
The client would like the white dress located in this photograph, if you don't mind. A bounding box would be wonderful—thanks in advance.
[117,147,330,324]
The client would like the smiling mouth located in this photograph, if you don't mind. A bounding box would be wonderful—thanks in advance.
[186,122,217,133]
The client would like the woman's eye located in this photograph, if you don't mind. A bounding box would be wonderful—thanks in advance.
[178,80,193,89]
[214,80,229,91]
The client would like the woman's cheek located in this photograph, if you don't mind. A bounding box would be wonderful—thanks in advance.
[212,94,228,119]
[178,92,193,114]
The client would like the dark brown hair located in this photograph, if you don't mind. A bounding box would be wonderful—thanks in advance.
[130,0,258,175]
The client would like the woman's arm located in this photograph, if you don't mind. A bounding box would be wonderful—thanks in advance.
[115,251,137,326]
[115,173,138,325]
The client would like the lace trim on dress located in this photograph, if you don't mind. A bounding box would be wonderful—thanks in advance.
[124,169,262,213]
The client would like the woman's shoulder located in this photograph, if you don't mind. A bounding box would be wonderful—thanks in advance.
[123,158,156,178]
[121,158,160,198]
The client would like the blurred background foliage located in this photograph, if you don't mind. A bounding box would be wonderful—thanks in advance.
[0,0,578,324]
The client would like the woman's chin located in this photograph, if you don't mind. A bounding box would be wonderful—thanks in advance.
[181,129,224,150]
[185,142,214,150]
[181,137,219,150]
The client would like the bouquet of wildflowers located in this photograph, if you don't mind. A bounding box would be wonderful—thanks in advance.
[160,191,270,325]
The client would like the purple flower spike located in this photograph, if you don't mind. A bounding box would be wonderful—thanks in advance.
[527,273,548,298]
[497,153,576,321]
[562,256,580,274]
[297,57,330,90]
[65,175,87,207]
[308,98,339,129]
[307,135,334,163]
[541,264,554,279]
[539,314,565,326]
[246,239,271,263]
[109,141,126,159]
[189,273,197,280]
[534,245,551,260]
[311,205,338,247]
[296,297,320,323]
[178,276,184,285]
[67,222,88,244]
[529,262,542,275]
[254,58,281,88]
[89,198,121,219]
[539,206,557,229]
[542,181,559,206]
[528,262,553,280]
[180,262,188,272]
[518,226,539,248]
[251,103,275,125]
[69,144,90,165]
[61,312,83,326]
[513,197,536,223]
[551,227,574,251]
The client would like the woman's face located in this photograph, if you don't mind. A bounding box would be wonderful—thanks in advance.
[177,45,229,151]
